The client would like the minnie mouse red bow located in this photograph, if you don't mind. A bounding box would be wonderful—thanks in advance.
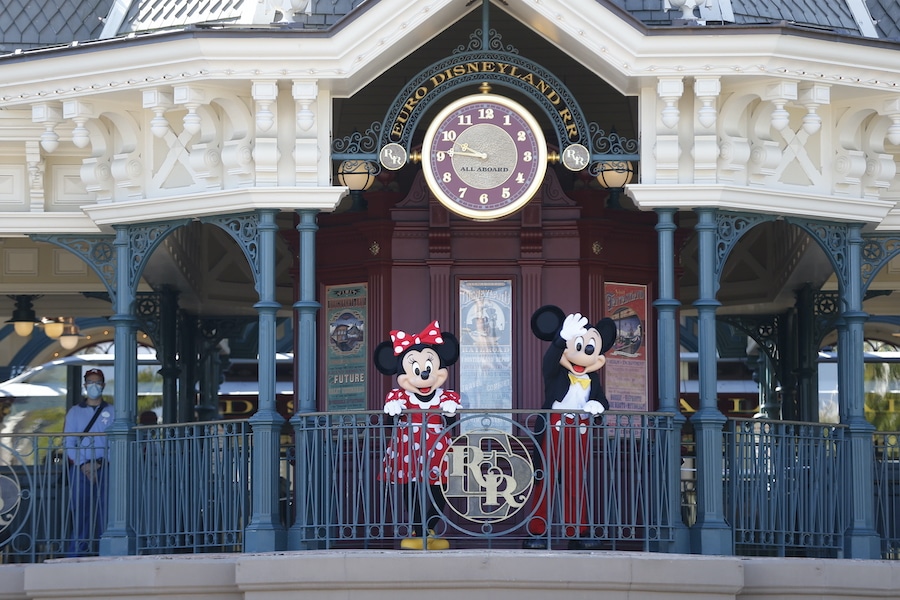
[390,320,444,355]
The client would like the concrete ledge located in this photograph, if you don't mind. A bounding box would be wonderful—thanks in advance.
[739,556,900,599]
[0,564,25,600]
[235,551,743,599]
[2,551,899,600]
[21,555,240,600]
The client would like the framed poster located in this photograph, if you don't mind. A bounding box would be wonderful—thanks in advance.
[324,283,367,411]
[459,280,513,432]
[604,282,649,412]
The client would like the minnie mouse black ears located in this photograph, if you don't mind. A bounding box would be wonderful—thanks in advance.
[372,329,461,376]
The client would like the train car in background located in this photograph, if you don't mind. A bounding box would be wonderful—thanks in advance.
[818,349,900,430]
[678,352,761,419]
[217,353,294,420]
[0,351,163,438]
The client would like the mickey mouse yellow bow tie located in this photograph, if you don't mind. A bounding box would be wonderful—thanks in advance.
[568,373,590,389]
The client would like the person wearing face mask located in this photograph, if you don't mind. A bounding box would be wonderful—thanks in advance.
[63,368,115,556]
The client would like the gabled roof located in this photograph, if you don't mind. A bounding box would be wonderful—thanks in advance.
[0,0,898,56]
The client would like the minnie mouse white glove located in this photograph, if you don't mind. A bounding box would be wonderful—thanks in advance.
[384,399,405,416]
[440,399,462,416]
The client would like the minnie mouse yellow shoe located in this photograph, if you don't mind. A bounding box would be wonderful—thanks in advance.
[400,530,449,550]
[425,530,450,550]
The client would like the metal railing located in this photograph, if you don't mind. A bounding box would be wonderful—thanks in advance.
[5,413,900,561]
[0,433,100,562]
[725,419,848,558]
[289,409,677,550]
[874,432,900,559]
[133,420,250,554]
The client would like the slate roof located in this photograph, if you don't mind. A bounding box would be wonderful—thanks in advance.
[869,0,900,40]
[0,0,113,53]
[719,0,858,33]
[609,0,860,33]
[121,0,246,34]
[0,0,898,55]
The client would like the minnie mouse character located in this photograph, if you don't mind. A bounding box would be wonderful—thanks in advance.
[373,320,462,550]
[525,305,617,550]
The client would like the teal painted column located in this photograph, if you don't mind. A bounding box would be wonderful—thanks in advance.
[841,223,880,558]
[653,208,690,552]
[158,286,180,424]
[794,284,817,422]
[689,208,732,554]
[755,352,779,419]
[99,225,138,556]
[245,209,287,552]
[288,209,321,549]
[293,209,320,415]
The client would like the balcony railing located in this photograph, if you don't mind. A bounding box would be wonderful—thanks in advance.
[874,431,900,559]
[288,409,677,550]
[134,420,251,554]
[2,410,900,562]
[725,419,848,558]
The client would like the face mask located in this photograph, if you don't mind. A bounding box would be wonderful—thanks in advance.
[85,383,103,400]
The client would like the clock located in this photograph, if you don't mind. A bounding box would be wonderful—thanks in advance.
[422,94,547,221]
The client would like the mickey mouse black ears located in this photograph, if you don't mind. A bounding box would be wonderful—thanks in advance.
[531,304,619,355]
[531,305,565,341]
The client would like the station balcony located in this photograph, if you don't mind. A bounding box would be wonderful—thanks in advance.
[1,409,899,562]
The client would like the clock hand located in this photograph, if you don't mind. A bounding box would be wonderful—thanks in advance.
[449,143,487,159]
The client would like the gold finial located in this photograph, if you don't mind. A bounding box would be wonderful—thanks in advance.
[409,150,422,164]
[479,82,492,94]
[547,151,560,164]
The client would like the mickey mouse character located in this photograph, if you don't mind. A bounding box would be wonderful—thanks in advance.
[374,320,462,550]
[524,305,617,550]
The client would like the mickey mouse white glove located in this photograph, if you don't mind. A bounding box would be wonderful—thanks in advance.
[440,399,462,416]
[384,399,405,416]
[560,313,588,341]
[583,400,606,416]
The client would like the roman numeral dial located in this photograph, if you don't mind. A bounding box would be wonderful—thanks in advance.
[422,94,548,221]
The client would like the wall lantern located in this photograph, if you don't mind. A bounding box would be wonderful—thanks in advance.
[337,159,376,211]
[595,160,635,209]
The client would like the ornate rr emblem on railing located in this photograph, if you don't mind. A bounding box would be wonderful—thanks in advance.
[0,458,23,541]
[443,428,534,524]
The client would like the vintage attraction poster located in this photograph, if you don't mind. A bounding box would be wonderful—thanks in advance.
[604,282,649,412]
[325,283,367,412]
[459,280,513,432]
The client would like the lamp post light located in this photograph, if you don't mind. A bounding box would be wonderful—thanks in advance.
[337,159,376,211]
[595,160,635,209]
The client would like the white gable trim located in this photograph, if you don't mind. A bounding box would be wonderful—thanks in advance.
[100,0,136,40]
[627,184,896,223]
[1,0,899,108]
[845,0,879,39]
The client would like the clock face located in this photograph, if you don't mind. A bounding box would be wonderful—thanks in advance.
[422,94,547,221]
